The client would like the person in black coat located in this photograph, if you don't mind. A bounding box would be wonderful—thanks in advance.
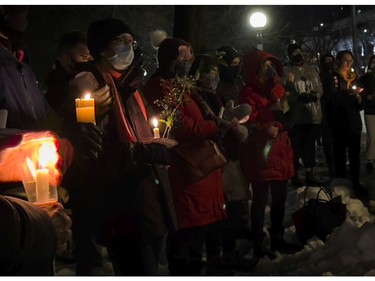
[322,50,367,197]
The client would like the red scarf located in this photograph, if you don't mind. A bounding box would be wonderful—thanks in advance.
[96,64,147,143]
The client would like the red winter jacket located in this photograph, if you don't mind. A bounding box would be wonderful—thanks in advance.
[239,50,294,184]
[142,73,227,230]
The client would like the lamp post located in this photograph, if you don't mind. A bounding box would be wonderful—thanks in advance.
[249,12,267,50]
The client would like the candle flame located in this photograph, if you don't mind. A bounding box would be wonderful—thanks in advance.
[84,92,91,100]
[352,85,357,90]
[26,157,36,179]
[152,118,158,128]
[39,142,58,169]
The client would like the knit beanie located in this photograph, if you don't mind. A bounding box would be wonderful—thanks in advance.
[157,37,190,71]
[188,54,217,77]
[87,18,133,59]
[217,46,240,65]
[287,43,302,58]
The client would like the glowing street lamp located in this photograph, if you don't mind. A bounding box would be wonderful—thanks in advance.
[249,12,267,50]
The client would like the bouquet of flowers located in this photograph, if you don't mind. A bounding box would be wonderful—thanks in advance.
[154,75,196,138]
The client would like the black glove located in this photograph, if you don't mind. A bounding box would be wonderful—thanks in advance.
[133,143,170,165]
[297,93,318,103]
[63,122,103,159]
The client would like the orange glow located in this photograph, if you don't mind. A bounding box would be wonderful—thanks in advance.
[0,131,62,186]
[39,142,58,168]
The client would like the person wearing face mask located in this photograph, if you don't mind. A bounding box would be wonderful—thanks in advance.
[216,46,244,106]
[360,55,375,173]
[240,49,302,264]
[143,38,229,275]
[69,18,176,276]
[188,54,253,273]
[281,43,323,187]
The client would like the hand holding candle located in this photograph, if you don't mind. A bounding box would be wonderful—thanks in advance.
[152,118,160,138]
[76,92,96,125]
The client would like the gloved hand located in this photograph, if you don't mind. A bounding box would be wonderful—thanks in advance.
[63,122,102,160]
[133,142,170,165]
[297,93,318,103]
[38,201,72,256]
[222,100,252,124]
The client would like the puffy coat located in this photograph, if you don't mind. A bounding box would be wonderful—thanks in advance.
[239,49,294,184]
[282,63,323,125]
[142,72,227,230]
[0,44,50,130]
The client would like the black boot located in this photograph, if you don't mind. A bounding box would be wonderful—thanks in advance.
[206,255,235,276]
[221,250,258,272]
[269,228,303,254]
[253,234,277,260]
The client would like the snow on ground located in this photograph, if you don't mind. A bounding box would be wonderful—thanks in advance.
[247,179,375,276]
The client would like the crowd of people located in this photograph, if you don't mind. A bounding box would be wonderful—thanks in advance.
[1,5,374,276]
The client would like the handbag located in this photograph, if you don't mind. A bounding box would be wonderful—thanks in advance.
[292,186,347,243]
[173,139,227,184]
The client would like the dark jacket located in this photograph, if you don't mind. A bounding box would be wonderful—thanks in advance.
[360,57,375,115]
[44,61,76,119]
[322,70,363,133]
[0,44,50,130]
[0,195,56,275]
[71,61,177,241]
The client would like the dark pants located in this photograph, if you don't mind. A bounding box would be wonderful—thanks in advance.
[289,124,320,169]
[332,130,361,186]
[251,180,288,238]
[166,226,207,275]
[221,200,250,254]
[107,214,166,276]
[321,117,335,174]
[63,160,103,276]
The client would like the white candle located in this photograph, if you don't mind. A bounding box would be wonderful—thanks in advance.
[35,142,57,203]
[36,168,49,203]
[76,92,96,125]
[152,118,160,138]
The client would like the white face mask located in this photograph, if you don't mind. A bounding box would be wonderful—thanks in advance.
[108,44,134,70]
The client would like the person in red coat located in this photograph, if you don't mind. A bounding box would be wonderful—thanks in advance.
[142,37,227,275]
[239,49,301,260]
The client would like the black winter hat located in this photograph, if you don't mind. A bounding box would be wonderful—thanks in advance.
[217,46,240,65]
[188,54,217,77]
[157,37,190,70]
[287,43,302,58]
[87,18,133,59]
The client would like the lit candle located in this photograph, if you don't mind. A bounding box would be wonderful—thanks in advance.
[76,92,96,125]
[152,118,160,138]
[35,143,54,203]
